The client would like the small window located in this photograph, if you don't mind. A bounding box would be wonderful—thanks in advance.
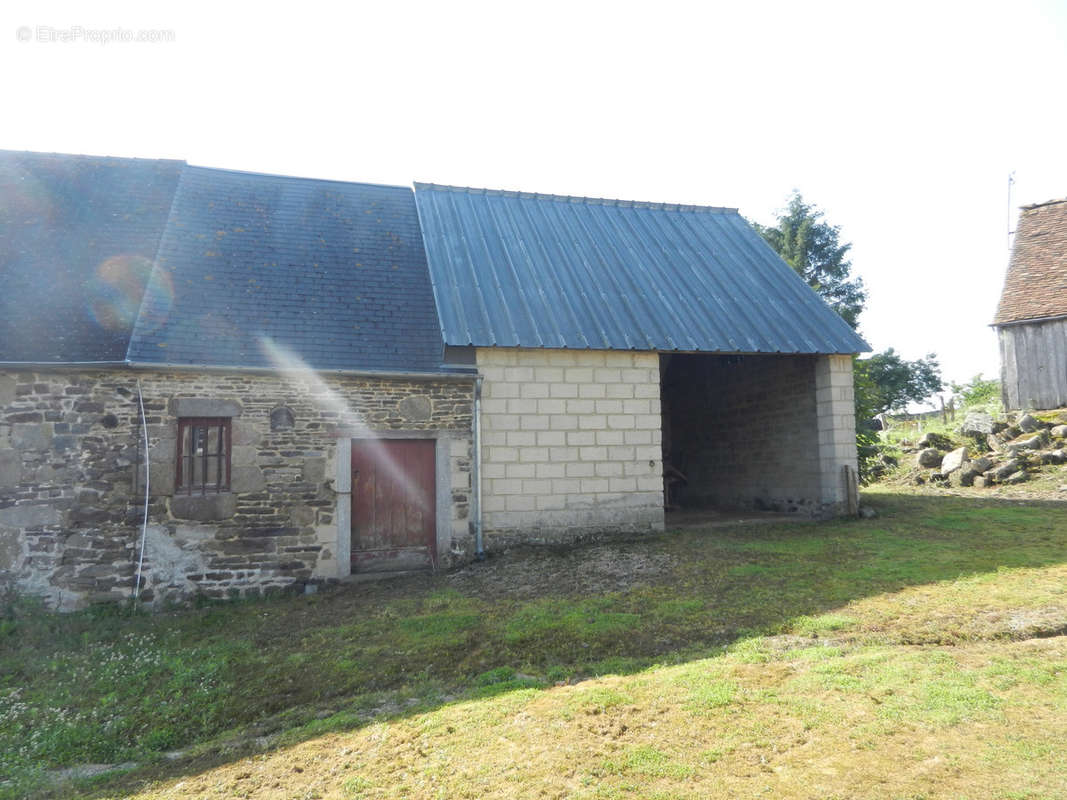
[176,417,231,494]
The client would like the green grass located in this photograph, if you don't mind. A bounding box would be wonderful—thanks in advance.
[2,490,1066,798]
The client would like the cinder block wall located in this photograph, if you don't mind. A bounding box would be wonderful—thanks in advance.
[665,353,857,516]
[476,348,664,543]
[814,354,859,512]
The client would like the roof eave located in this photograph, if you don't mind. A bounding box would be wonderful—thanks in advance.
[991,312,1067,328]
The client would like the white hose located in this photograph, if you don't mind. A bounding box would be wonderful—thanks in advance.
[133,380,150,601]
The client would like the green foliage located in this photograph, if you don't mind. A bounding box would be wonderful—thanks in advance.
[852,356,885,484]
[754,192,867,328]
[951,373,1000,409]
[856,349,943,415]
[853,349,942,484]
[5,495,1067,796]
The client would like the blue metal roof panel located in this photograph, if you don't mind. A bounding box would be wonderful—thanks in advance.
[413,185,870,355]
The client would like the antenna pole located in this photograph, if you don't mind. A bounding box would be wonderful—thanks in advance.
[1007,171,1015,252]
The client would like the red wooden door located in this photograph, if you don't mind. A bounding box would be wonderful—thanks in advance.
[351,438,436,572]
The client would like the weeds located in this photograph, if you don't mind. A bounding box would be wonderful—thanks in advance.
[2,491,1065,798]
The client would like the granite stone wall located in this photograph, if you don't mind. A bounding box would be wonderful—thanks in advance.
[0,369,473,609]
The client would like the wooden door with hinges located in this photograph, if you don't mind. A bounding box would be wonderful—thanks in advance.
[350,438,436,572]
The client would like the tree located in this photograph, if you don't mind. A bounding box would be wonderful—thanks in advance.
[855,348,943,415]
[754,192,866,329]
[853,349,943,484]
[949,373,999,410]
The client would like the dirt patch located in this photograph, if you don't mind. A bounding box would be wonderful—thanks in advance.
[446,540,678,601]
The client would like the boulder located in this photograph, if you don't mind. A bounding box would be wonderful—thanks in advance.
[956,456,992,487]
[1051,425,1067,439]
[1005,470,1029,484]
[916,448,943,468]
[960,411,995,436]
[940,447,969,476]
[988,459,1020,481]
[1009,433,1048,455]
[1018,414,1042,433]
[973,476,988,488]
[992,421,1010,434]
[1039,449,1066,465]
[918,432,953,450]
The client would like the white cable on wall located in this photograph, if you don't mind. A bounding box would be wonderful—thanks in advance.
[133,380,150,602]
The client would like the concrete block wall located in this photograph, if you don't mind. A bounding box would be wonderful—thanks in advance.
[476,348,664,543]
[814,354,859,513]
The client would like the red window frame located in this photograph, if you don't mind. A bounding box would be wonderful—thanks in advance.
[175,417,232,495]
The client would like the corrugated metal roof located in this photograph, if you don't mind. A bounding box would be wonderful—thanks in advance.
[414,184,869,355]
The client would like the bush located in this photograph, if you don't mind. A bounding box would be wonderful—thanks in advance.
[951,374,1000,410]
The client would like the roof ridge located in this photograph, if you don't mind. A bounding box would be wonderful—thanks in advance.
[1021,197,1067,211]
[0,148,185,166]
[186,163,411,192]
[413,182,737,214]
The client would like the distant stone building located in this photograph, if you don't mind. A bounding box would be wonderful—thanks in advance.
[1,150,868,610]
[994,198,1067,410]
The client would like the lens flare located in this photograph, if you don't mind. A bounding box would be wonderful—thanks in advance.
[257,336,429,511]
[129,265,175,336]
[86,255,156,331]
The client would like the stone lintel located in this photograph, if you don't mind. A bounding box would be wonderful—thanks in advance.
[169,398,243,418]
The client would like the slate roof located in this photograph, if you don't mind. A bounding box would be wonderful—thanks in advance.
[1,149,872,370]
[414,184,870,354]
[0,151,183,362]
[127,167,444,372]
[994,198,1067,325]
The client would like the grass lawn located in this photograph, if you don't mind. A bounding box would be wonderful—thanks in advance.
[2,489,1065,799]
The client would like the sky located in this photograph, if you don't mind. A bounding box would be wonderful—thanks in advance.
[3,0,1066,403]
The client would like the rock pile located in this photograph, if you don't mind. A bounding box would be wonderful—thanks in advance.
[905,411,1067,488]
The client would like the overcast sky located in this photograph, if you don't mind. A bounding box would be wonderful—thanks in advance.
[4,1,1066,400]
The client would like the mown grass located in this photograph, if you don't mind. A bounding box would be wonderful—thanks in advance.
[2,490,1065,798]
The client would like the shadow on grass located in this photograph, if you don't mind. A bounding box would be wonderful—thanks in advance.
[8,490,1067,799]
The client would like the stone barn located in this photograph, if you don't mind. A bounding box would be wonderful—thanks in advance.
[414,184,869,547]
[994,198,1067,410]
[0,152,475,609]
[1,149,869,609]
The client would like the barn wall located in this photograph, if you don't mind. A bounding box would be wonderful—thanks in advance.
[998,318,1067,410]
[0,369,473,610]
[476,348,665,543]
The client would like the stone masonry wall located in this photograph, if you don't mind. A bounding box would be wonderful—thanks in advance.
[476,348,664,543]
[0,369,473,610]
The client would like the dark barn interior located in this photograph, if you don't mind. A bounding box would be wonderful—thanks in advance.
[660,353,825,515]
